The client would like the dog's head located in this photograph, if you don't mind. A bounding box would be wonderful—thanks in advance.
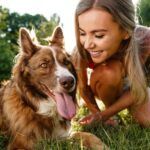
[13,27,77,120]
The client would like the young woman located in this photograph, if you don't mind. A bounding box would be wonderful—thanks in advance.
[73,0,150,127]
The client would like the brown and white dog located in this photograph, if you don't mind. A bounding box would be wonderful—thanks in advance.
[0,27,107,150]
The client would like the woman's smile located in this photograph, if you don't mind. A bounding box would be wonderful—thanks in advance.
[88,50,104,58]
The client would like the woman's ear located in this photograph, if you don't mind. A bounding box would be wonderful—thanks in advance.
[123,31,130,40]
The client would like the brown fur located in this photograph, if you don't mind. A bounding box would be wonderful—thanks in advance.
[0,27,77,149]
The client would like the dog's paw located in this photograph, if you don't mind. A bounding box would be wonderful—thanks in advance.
[70,131,109,150]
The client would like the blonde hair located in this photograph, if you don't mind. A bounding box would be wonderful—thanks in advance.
[75,0,148,104]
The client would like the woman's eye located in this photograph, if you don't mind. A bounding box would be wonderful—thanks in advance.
[95,35,104,39]
[40,63,48,68]
[79,32,86,36]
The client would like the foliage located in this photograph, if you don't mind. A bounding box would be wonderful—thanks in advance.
[137,0,150,26]
[0,39,14,80]
[0,135,8,150]
[0,6,60,81]
[36,13,60,45]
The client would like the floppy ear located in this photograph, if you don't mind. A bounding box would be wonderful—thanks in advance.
[19,27,38,56]
[50,26,64,47]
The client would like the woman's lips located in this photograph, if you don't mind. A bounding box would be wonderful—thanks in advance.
[89,50,104,57]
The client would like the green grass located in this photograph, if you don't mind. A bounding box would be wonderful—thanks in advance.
[1,106,150,150]
[82,122,150,150]
[0,135,8,150]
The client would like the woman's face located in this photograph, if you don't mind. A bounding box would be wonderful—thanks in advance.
[78,8,128,64]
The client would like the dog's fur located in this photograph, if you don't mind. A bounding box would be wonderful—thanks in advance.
[0,27,107,150]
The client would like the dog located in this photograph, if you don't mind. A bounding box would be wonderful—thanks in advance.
[0,26,107,150]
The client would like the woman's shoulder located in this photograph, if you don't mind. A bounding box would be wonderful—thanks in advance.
[135,25,150,52]
[135,25,150,65]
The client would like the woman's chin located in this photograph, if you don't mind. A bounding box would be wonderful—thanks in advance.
[90,52,108,64]
[91,57,106,64]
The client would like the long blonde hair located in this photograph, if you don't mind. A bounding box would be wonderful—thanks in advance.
[75,0,148,105]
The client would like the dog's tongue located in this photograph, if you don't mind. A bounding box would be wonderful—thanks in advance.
[54,92,76,120]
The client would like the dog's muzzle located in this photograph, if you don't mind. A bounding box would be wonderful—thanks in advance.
[59,76,76,92]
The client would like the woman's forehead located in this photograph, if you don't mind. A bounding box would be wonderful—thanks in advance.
[78,8,119,32]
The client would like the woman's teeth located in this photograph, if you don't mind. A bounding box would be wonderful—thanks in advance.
[89,50,103,57]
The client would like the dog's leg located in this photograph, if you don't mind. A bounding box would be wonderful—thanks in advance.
[70,131,109,150]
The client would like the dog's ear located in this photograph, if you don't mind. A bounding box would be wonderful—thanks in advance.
[50,26,64,47]
[19,27,38,56]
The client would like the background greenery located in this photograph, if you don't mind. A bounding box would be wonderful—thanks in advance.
[137,0,150,26]
[0,6,60,81]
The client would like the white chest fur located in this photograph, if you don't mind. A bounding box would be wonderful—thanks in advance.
[37,98,72,138]
[37,98,57,117]
[52,120,71,139]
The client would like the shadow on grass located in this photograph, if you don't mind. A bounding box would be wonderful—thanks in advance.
[1,107,150,149]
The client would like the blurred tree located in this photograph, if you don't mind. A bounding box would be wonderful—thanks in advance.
[0,39,14,81]
[0,6,60,81]
[137,0,150,26]
[6,13,48,53]
[37,13,60,44]
[0,6,14,80]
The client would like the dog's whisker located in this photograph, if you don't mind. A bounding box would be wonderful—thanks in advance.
[40,82,55,98]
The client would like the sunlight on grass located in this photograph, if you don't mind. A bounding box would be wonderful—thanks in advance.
[34,106,150,149]
[1,105,150,149]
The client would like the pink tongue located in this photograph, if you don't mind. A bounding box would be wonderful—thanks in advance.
[54,92,76,120]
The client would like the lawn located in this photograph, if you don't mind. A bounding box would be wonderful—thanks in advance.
[1,106,150,150]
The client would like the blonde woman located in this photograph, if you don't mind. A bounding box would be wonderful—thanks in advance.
[73,0,150,127]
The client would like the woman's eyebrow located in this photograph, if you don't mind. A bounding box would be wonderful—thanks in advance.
[79,28,107,33]
[92,29,107,33]
[79,28,84,32]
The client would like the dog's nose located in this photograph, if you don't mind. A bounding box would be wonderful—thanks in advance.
[59,76,74,90]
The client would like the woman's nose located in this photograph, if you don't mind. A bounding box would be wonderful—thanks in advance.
[83,37,95,49]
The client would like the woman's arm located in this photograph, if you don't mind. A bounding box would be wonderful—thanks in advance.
[72,49,100,113]
[78,57,100,113]
[79,83,100,113]
[100,90,134,121]
[79,90,135,124]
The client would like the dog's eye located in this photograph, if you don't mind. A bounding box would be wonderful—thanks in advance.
[40,63,48,68]
[63,58,70,66]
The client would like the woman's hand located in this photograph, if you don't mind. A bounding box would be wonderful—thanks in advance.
[79,112,119,126]
[79,112,102,125]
